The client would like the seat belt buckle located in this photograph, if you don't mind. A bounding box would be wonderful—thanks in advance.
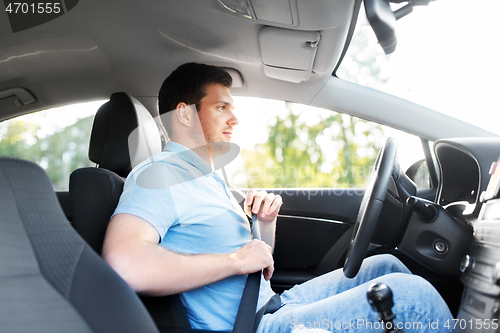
[252,214,261,240]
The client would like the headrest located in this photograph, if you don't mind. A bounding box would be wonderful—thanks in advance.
[88,92,162,177]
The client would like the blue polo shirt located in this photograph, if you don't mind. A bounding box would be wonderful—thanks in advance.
[113,141,275,330]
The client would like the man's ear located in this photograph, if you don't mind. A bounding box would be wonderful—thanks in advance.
[174,102,194,127]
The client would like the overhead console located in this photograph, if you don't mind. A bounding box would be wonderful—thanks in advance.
[212,0,354,29]
[434,138,500,218]
[212,0,356,83]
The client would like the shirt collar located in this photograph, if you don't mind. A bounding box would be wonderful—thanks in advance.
[164,141,213,176]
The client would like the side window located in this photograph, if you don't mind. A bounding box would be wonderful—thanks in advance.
[0,101,104,190]
[228,97,427,189]
[412,161,432,188]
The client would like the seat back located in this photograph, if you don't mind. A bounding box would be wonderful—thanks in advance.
[69,92,191,330]
[70,92,162,254]
[0,157,159,333]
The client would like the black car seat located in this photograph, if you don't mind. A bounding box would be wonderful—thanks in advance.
[69,92,162,255]
[0,156,159,333]
[68,92,192,330]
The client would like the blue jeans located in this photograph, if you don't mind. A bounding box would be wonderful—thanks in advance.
[257,254,453,333]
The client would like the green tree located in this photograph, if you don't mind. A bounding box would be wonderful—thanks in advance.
[238,103,383,189]
[0,119,40,160]
[0,114,94,190]
[31,116,94,189]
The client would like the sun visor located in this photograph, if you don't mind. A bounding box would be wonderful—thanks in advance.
[222,68,244,88]
[259,27,320,83]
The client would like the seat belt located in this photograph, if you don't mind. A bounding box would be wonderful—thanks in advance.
[233,271,262,333]
[220,171,280,333]
[233,215,282,333]
[232,214,262,333]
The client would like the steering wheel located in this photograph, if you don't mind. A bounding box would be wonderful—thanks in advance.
[343,137,398,278]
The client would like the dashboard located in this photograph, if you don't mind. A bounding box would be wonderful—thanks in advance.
[432,137,500,328]
[434,138,500,218]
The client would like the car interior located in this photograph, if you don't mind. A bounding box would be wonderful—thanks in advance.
[1,0,500,332]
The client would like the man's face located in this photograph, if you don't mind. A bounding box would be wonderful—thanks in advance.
[197,83,238,148]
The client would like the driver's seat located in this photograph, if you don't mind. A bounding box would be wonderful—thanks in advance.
[69,92,163,255]
[68,92,192,331]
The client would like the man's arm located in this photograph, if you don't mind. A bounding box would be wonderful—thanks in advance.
[102,213,274,296]
[244,190,282,252]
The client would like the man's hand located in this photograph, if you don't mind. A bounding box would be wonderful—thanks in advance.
[232,239,274,280]
[244,189,282,223]
[104,214,275,295]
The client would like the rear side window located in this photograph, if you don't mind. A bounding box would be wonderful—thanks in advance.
[0,101,103,190]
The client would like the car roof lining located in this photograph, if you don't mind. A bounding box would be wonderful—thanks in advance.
[0,0,356,121]
[332,0,363,76]
[2,0,493,141]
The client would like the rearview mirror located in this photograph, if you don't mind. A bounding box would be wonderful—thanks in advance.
[364,0,397,54]
[364,0,433,55]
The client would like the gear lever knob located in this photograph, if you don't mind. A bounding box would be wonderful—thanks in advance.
[367,283,402,332]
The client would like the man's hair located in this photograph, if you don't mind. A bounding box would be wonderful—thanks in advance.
[158,63,232,116]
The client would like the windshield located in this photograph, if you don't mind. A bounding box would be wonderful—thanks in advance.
[338,0,500,136]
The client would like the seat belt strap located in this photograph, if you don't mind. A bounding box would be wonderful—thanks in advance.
[232,214,262,333]
[233,271,261,333]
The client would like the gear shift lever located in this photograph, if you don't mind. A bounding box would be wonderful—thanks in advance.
[367,283,403,332]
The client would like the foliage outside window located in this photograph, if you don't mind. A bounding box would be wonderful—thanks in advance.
[0,104,98,190]
[230,101,384,189]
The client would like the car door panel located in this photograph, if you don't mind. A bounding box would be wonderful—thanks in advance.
[266,189,363,291]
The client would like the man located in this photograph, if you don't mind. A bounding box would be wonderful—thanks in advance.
[103,63,453,332]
